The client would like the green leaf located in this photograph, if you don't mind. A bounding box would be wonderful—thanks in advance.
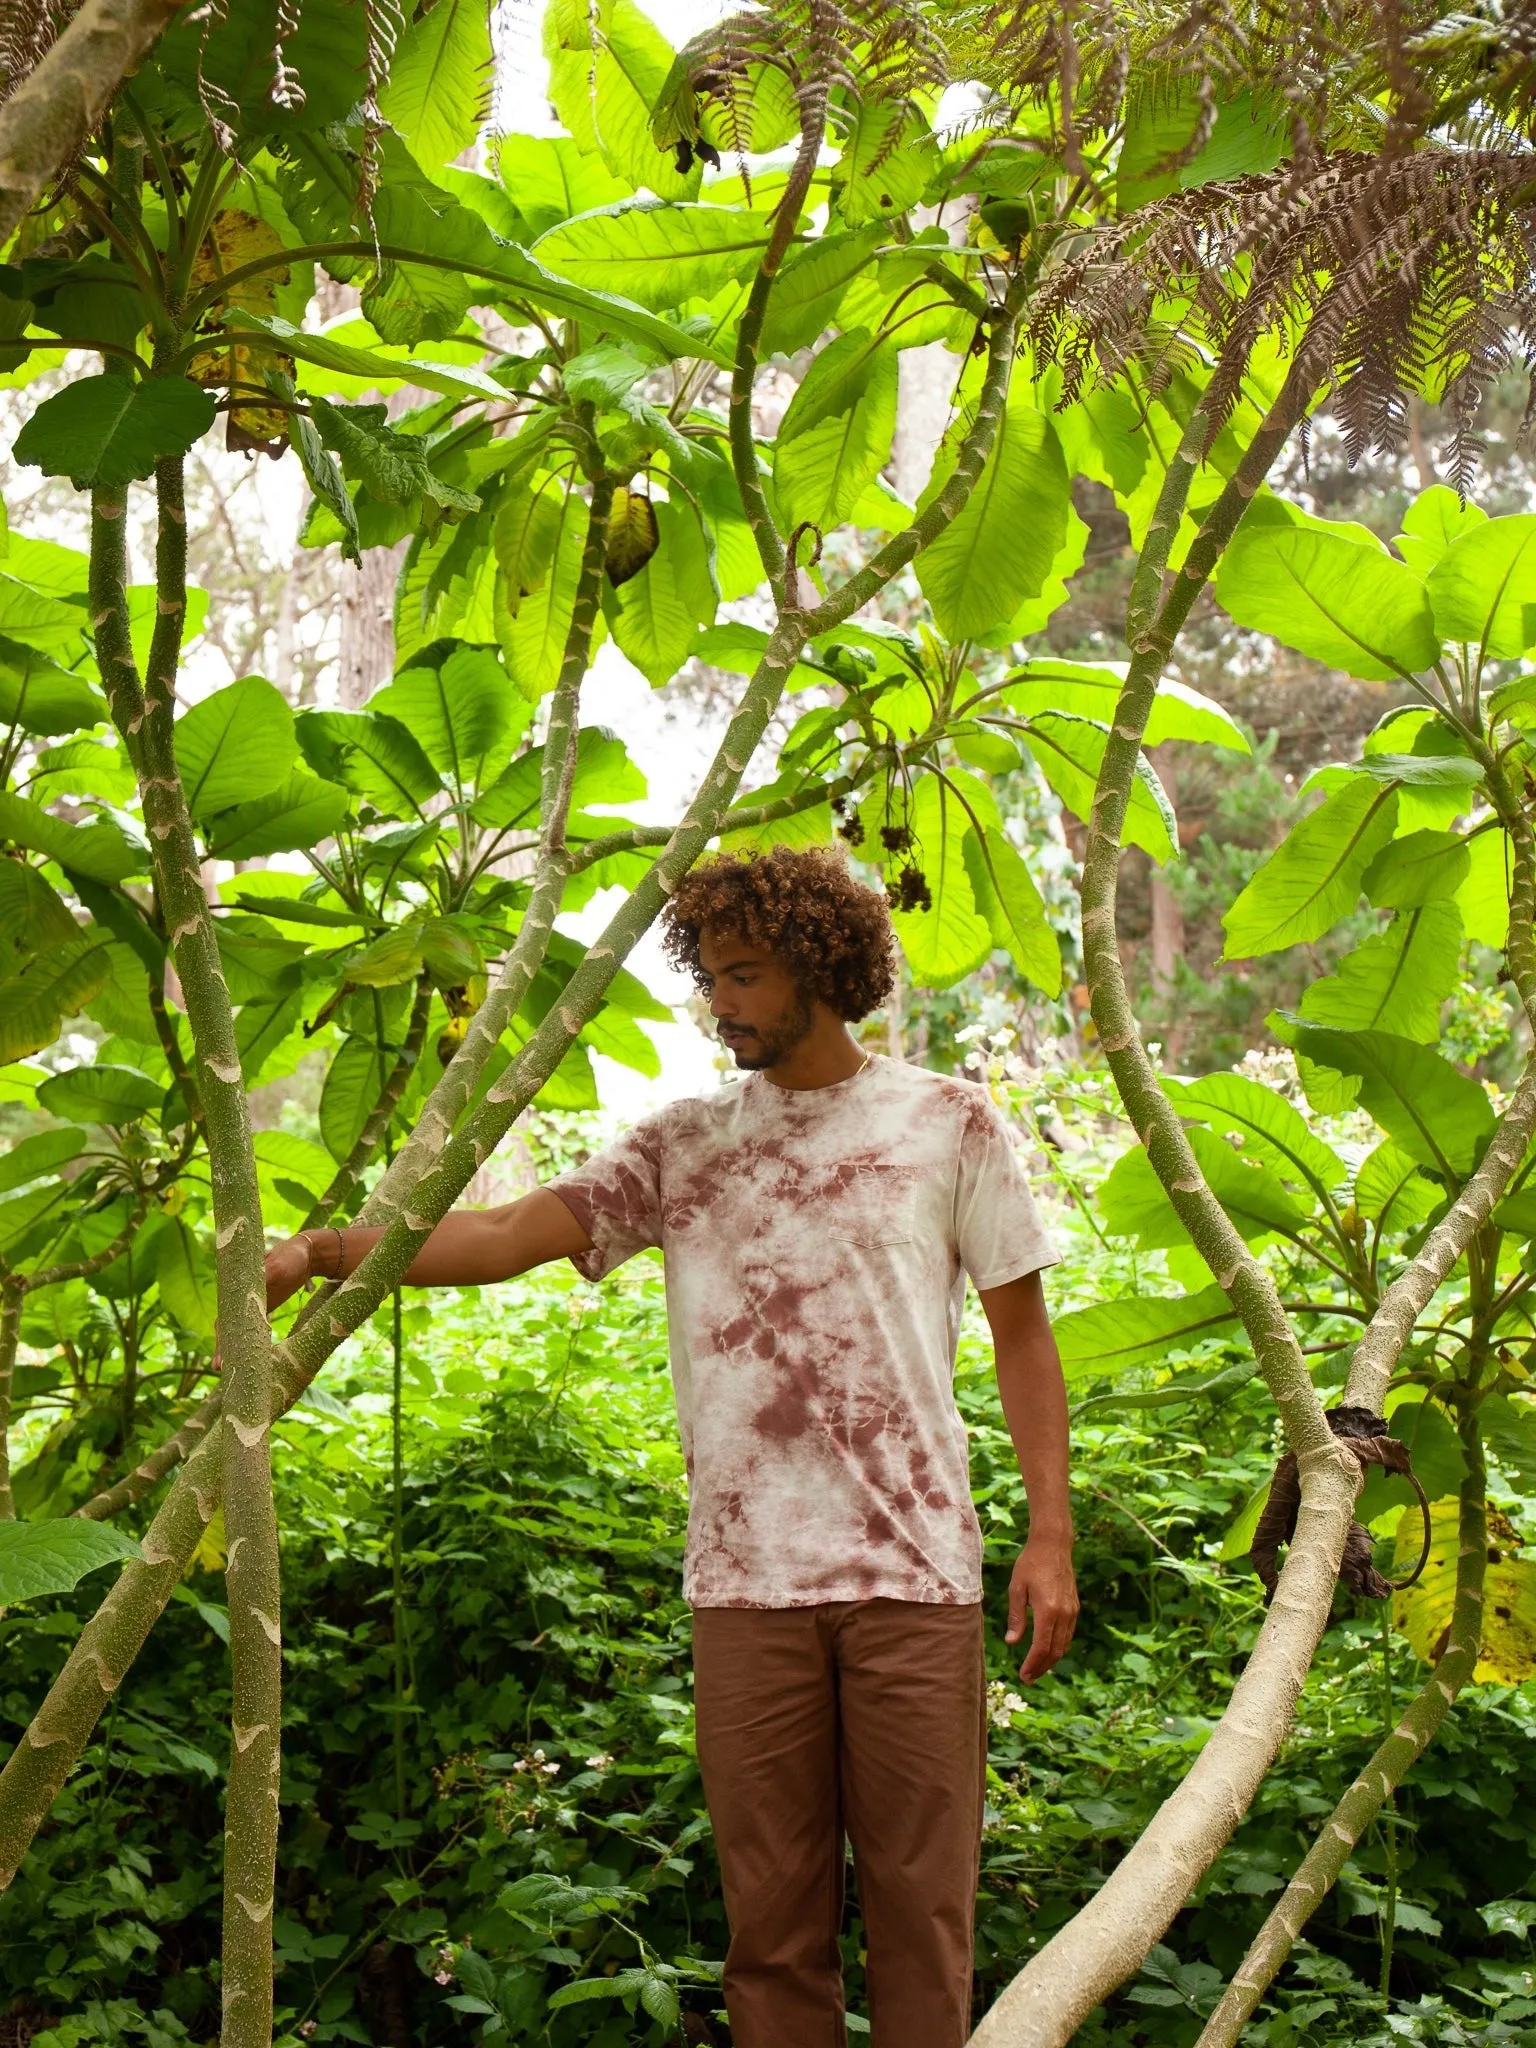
[27,735,135,808]
[320,1035,394,1161]
[1214,521,1440,681]
[916,403,1070,640]
[1220,1480,1272,1562]
[0,788,142,884]
[501,489,595,698]
[759,226,887,356]
[0,636,105,736]
[1456,827,1510,950]
[0,861,82,960]
[13,375,216,488]
[1222,778,1397,959]
[379,0,491,169]
[564,341,654,409]
[232,310,511,405]
[1117,82,1287,209]
[295,708,441,816]
[0,937,114,1063]
[833,101,936,224]
[610,496,716,686]
[1099,1127,1309,1249]
[346,924,426,988]
[1362,828,1470,908]
[887,776,993,989]
[1481,1395,1536,1492]
[236,989,304,1084]
[1022,713,1176,862]
[961,826,1061,996]
[204,772,349,859]
[544,0,697,201]
[1160,1071,1346,1199]
[998,660,1249,752]
[1392,484,1487,578]
[371,643,525,790]
[174,674,298,821]
[1425,513,1536,657]
[534,200,771,310]
[0,1127,87,1194]
[36,1061,160,1125]
[1354,1141,1440,1230]
[309,398,479,521]
[1298,902,1462,1043]
[157,1217,216,1338]
[773,328,899,535]
[1286,1025,1494,1177]
[1053,1286,1241,1377]
[0,1519,142,1604]
[638,1973,681,2029]
[496,133,629,236]
[289,391,360,566]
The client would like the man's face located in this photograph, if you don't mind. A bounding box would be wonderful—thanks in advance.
[697,929,815,1071]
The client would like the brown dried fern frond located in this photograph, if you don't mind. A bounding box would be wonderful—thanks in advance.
[1029,146,1536,490]
[0,0,75,104]
[650,0,946,172]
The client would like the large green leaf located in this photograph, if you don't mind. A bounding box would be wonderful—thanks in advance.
[36,1062,161,1125]
[1287,1025,1494,1177]
[996,661,1248,752]
[237,989,304,1085]
[759,226,886,356]
[1022,713,1176,862]
[320,1035,393,1161]
[533,200,770,310]
[0,937,114,1063]
[0,1520,141,1604]
[13,375,217,489]
[1160,1071,1346,1200]
[1362,828,1470,908]
[1222,777,1397,958]
[1098,1126,1309,1249]
[0,636,105,736]
[501,489,594,698]
[1052,1286,1241,1377]
[175,675,298,822]
[833,101,937,225]
[1425,514,1536,658]
[887,776,994,989]
[773,328,899,533]
[1298,902,1462,1043]
[0,861,82,960]
[961,827,1061,996]
[915,402,1070,640]
[295,708,441,816]
[1354,1141,1440,1231]
[496,134,629,237]
[372,643,526,790]
[1393,484,1487,577]
[544,0,697,202]
[204,772,349,859]
[157,1216,216,1338]
[1215,522,1440,680]
[0,1128,87,1194]
[0,789,142,884]
[379,0,491,170]
[310,399,479,521]
[610,498,716,686]
[231,311,510,406]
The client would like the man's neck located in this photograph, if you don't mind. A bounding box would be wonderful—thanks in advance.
[762,1024,870,1092]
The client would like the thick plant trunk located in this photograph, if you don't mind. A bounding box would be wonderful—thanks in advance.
[0,1282,20,1522]
[1196,1413,1489,2045]
[0,0,185,245]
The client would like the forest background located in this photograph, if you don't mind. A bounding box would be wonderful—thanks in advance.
[1,1,1535,2045]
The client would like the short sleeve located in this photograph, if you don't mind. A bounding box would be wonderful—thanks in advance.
[550,1116,665,1281]
[953,1091,1059,1291]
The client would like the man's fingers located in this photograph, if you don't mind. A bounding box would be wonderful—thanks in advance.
[1018,1600,1076,1682]
[1004,1570,1030,1644]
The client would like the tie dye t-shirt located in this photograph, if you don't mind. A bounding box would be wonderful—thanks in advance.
[550,1055,1058,1609]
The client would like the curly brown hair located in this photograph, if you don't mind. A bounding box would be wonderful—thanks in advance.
[661,846,896,1021]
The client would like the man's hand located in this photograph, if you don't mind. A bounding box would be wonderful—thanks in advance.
[265,1234,314,1312]
[1005,1534,1078,1684]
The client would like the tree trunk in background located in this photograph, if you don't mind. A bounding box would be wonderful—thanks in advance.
[336,537,409,708]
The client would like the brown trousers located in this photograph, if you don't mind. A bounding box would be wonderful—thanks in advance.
[692,1599,986,2048]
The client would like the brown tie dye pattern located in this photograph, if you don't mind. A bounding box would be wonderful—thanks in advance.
[550,1056,1058,1608]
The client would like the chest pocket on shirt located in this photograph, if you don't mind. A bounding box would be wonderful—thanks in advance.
[828,1162,917,1248]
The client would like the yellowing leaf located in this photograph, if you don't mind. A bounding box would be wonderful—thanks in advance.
[190,211,291,454]
[1393,1503,1536,1684]
[606,487,660,586]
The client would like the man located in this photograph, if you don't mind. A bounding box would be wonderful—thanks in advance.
[265,844,1077,2048]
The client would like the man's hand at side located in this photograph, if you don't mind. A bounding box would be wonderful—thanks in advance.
[979,1270,1079,1684]
[1005,1533,1079,1684]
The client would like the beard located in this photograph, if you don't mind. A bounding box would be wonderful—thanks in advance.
[720,989,816,1069]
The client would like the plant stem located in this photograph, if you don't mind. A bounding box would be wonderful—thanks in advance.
[1378,1600,1397,2005]
[391,1268,406,1824]
[1193,1412,1488,2047]
[0,1281,21,1522]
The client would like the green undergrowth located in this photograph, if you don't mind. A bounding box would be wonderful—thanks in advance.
[2,1259,1534,2047]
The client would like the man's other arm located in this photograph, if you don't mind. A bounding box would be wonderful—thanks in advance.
[977,1271,1079,1684]
[263,1190,593,1312]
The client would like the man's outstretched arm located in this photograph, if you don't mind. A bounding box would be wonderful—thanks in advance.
[978,1270,1079,1685]
[263,1189,593,1311]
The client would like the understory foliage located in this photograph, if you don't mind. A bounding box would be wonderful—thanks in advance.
[0,0,1534,2043]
